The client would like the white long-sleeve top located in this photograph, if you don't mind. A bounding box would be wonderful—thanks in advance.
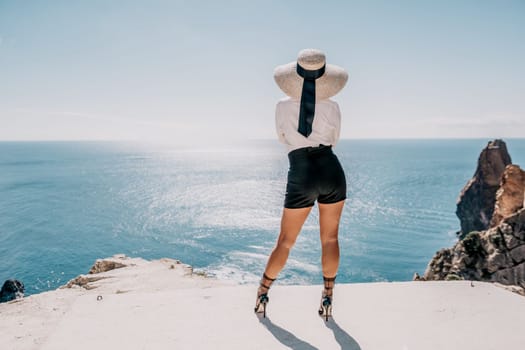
[275,97,342,153]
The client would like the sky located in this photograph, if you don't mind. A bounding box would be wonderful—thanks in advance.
[0,0,524,144]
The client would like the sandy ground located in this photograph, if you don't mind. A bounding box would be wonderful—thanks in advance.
[1,255,524,350]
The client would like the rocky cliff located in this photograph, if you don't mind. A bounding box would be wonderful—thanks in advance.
[456,139,512,238]
[491,165,525,227]
[421,140,525,293]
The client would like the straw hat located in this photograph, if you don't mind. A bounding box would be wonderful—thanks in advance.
[273,49,348,101]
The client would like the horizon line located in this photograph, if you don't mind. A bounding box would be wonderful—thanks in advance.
[1,137,524,143]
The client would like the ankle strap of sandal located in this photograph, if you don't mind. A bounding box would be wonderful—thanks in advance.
[260,273,276,290]
[264,273,276,281]
[323,276,336,290]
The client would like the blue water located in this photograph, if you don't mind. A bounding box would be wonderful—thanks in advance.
[1,139,524,295]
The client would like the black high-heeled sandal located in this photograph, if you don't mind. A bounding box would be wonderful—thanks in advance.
[254,273,276,318]
[318,276,336,321]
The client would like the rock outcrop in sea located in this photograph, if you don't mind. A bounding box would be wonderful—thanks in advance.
[0,279,25,303]
[456,139,512,238]
[420,140,525,293]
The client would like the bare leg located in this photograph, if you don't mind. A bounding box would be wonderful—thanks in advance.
[263,206,313,279]
[255,206,312,314]
[317,200,345,319]
[318,200,345,279]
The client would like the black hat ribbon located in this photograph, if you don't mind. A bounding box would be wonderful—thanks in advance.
[296,63,326,137]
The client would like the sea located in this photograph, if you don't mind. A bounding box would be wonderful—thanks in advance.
[1,139,524,296]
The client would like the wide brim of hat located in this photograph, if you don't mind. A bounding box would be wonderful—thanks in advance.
[274,62,348,100]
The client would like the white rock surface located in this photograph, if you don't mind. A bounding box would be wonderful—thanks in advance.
[1,256,525,350]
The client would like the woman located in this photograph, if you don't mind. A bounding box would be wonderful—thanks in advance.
[255,49,348,320]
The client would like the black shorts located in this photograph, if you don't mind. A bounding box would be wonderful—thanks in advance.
[284,145,347,209]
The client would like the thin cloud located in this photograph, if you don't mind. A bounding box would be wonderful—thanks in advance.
[7,108,200,129]
[52,111,207,129]
[3,108,223,144]
[424,116,525,128]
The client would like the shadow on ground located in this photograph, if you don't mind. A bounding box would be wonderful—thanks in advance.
[325,317,361,350]
[258,315,361,350]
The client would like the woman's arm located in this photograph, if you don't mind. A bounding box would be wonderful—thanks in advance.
[275,102,286,144]
[332,102,342,147]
